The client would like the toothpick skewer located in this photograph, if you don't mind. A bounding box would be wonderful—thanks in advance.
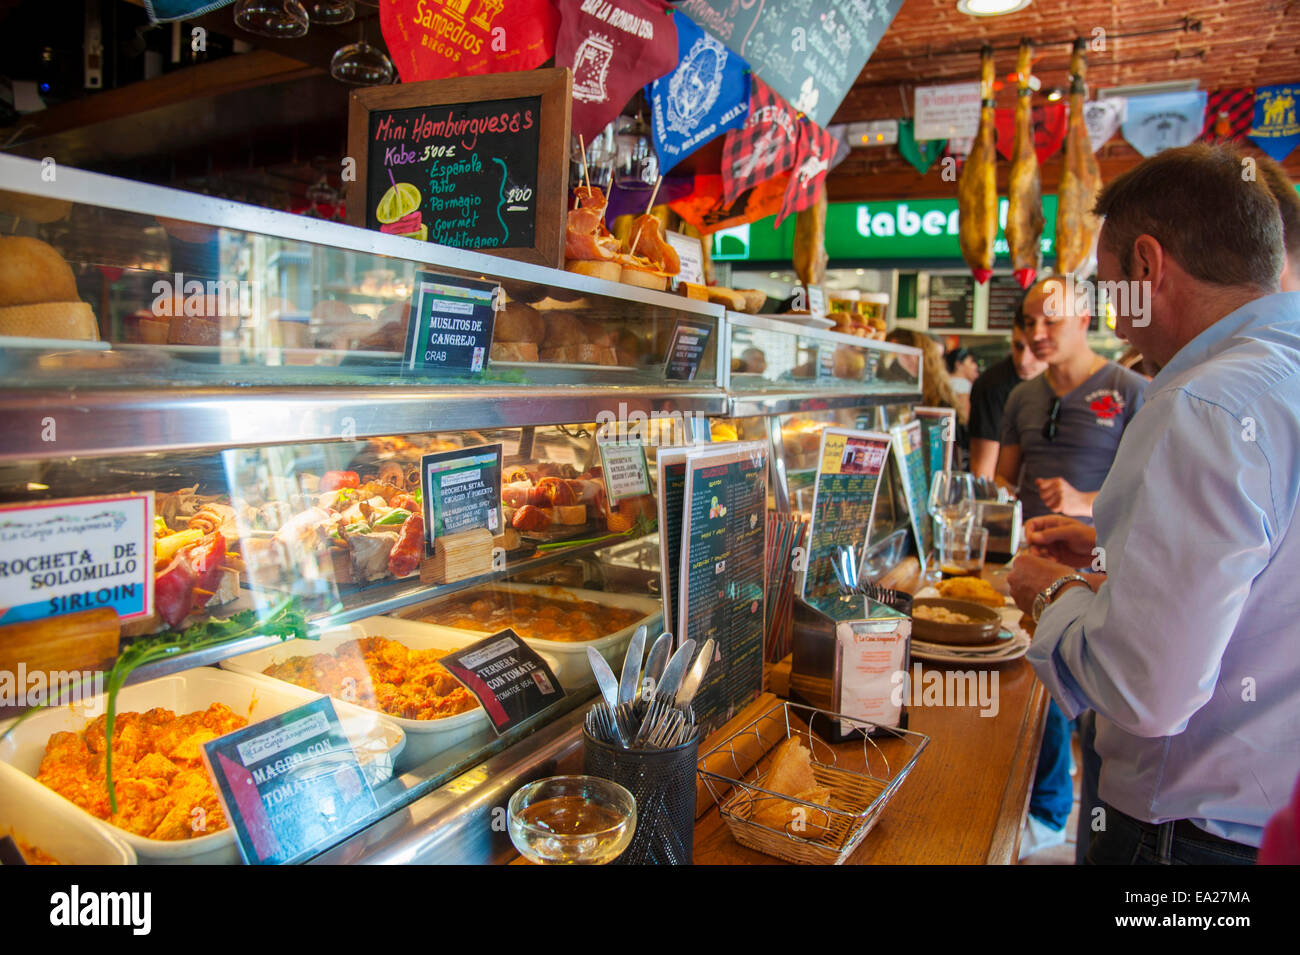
[578,134,591,194]
[644,175,663,214]
[628,176,664,257]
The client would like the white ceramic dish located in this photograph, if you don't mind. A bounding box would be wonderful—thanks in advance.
[0,667,404,865]
[222,622,493,772]
[395,582,662,690]
[0,763,136,865]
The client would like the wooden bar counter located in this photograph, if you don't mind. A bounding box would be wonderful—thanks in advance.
[510,561,1049,865]
[692,559,1048,865]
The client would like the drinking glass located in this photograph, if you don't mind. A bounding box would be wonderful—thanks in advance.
[507,775,636,865]
[928,469,975,580]
[330,22,396,86]
[938,524,988,578]
[234,0,310,38]
[928,469,976,535]
[307,0,354,24]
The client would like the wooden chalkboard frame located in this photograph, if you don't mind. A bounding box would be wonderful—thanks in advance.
[346,67,572,270]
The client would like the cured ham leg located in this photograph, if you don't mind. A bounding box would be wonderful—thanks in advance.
[1056,38,1104,277]
[958,46,998,284]
[793,186,828,287]
[1006,39,1045,289]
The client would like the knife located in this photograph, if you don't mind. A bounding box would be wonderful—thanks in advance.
[640,631,673,700]
[652,638,697,703]
[586,646,629,748]
[674,638,716,707]
[632,638,697,746]
[618,625,647,706]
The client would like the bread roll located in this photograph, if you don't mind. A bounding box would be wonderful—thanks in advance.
[619,266,667,291]
[566,258,622,283]
[0,190,72,224]
[490,341,538,362]
[540,344,617,365]
[578,315,613,347]
[737,289,767,314]
[167,314,220,346]
[705,286,748,311]
[751,737,833,837]
[495,301,544,343]
[0,302,98,340]
[541,310,586,347]
[0,237,79,307]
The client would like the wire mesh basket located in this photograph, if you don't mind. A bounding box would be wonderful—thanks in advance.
[697,700,929,865]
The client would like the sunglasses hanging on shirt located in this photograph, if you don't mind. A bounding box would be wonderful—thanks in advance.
[1042,397,1062,442]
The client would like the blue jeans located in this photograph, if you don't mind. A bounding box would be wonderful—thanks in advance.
[1084,805,1257,865]
[1075,710,1102,863]
[1029,699,1073,830]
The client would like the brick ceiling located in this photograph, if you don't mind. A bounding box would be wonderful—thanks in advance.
[826,0,1300,199]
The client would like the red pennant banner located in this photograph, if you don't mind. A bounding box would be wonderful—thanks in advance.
[1201,88,1255,144]
[380,0,558,84]
[555,0,678,143]
[774,118,837,227]
[670,172,790,235]
[720,76,800,205]
[994,101,1067,163]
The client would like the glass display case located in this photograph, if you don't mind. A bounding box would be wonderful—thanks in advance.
[0,154,921,865]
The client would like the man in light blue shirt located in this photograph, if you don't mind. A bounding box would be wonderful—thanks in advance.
[1008,143,1300,864]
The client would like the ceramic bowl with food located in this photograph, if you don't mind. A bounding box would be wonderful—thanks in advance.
[909,598,1003,646]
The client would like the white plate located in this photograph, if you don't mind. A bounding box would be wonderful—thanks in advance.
[396,582,662,690]
[222,622,492,772]
[0,764,136,865]
[909,631,1031,665]
[0,667,404,865]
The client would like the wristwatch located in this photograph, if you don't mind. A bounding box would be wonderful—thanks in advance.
[1032,574,1091,623]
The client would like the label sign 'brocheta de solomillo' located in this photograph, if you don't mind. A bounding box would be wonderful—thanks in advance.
[0,494,153,625]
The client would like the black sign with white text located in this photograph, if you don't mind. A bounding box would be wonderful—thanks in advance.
[438,628,565,734]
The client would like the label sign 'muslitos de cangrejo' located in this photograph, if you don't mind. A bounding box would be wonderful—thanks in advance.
[0,494,153,626]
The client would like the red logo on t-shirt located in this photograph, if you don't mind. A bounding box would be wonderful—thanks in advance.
[1086,389,1128,423]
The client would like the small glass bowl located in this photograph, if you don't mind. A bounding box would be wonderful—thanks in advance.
[507,775,636,865]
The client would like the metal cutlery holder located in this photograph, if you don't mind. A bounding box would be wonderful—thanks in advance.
[791,594,913,743]
[583,728,698,865]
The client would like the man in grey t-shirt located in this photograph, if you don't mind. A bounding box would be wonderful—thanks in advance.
[997,282,1147,522]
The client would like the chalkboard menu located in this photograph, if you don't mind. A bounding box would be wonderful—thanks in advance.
[987,273,1025,331]
[347,69,571,268]
[365,96,541,251]
[891,420,933,570]
[677,442,768,734]
[677,0,905,130]
[926,274,975,330]
[802,428,892,601]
